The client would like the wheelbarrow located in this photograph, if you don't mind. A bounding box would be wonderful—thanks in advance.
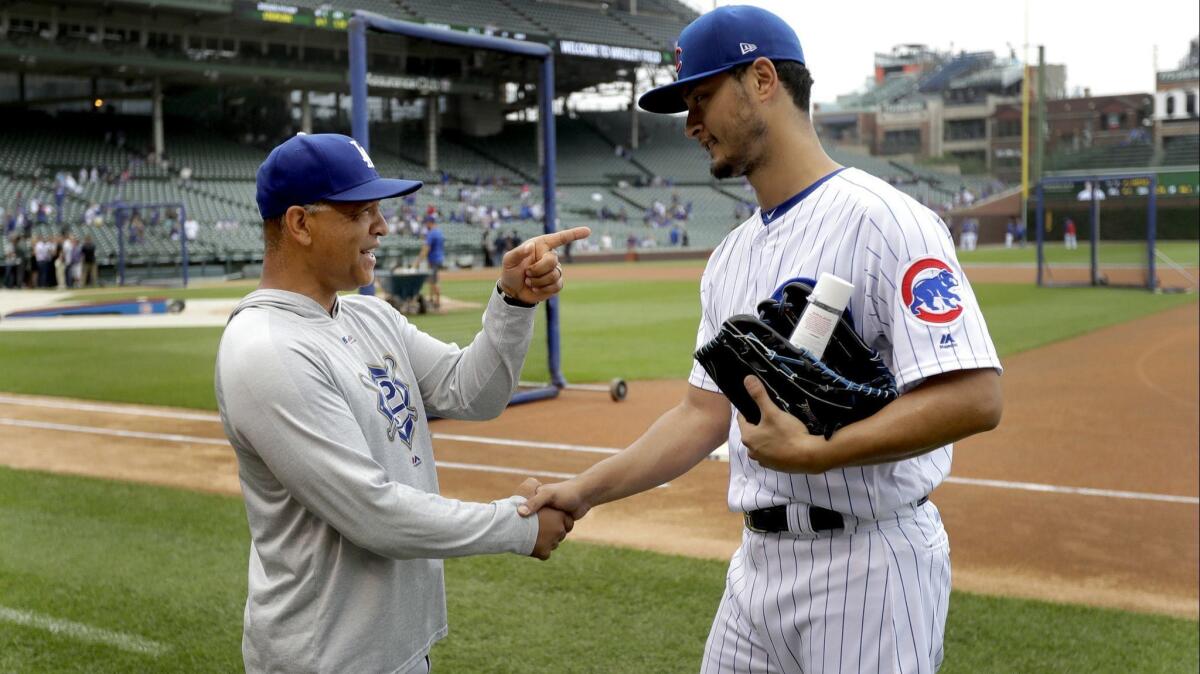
[378,269,429,315]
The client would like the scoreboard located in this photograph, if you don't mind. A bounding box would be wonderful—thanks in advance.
[236,1,349,30]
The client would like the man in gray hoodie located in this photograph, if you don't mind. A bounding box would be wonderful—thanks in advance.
[215,133,587,673]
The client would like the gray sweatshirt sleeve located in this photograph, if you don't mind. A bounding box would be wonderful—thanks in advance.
[399,288,536,420]
[219,326,538,560]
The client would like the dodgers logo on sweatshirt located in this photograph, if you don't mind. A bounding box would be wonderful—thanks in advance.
[361,355,417,448]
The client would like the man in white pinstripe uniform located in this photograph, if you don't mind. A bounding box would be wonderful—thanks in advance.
[520,6,1004,672]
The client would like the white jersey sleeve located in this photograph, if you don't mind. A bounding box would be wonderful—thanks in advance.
[688,241,733,394]
[861,201,1002,391]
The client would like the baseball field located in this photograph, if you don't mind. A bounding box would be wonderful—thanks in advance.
[1,255,1197,672]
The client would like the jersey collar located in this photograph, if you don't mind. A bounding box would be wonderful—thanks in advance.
[759,167,847,226]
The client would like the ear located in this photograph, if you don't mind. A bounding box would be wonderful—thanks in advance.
[747,56,780,104]
[282,205,314,247]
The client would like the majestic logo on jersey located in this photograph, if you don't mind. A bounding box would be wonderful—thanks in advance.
[939,333,957,349]
[360,355,416,448]
[739,42,758,55]
[674,46,683,73]
[900,258,964,325]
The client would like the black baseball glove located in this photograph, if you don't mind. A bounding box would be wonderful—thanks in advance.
[694,282,898,439]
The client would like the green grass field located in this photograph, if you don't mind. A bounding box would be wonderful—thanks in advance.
[4,278,1196,408]
[1,270,1198,670]
[958,240,1199,266]
[2,468,1196,673]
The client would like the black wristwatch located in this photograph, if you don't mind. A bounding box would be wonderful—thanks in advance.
[496,283,537,308]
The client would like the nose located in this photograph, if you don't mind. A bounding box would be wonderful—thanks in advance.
[369,207,387,237]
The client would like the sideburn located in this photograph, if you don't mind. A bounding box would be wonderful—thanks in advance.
[713,81,769,180]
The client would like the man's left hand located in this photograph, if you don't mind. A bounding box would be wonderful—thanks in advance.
[499,227,591,305]
[738,375,835,474]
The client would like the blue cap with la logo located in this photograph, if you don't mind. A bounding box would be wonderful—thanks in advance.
[638,5,806,114]
[255,133,423,219]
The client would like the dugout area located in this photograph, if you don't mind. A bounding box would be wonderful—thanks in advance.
[1035,170,1199,293]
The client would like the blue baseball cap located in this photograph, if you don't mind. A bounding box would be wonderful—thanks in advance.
[255,133,423,219]
[638,5,806,115]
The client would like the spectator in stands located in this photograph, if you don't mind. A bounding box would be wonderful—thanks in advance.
[958,185,975,206]
[481,230,494,267]
[419,221,446,310]
[960,218,979,252]
[129,213,145,244]
[81,235,98,287]
[600,232,613,250]
[32,236,51,288]
[2,235,15,288]
[67,234,83,287]
[84,203,102,227]
[184,218,200,242]
[56,234,73,289]
[1064,218,1078,250]
[1004,217,1016,248]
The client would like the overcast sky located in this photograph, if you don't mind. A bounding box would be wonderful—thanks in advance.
[675,0,1198,103]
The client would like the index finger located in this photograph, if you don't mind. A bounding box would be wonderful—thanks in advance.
[532,226,591,251]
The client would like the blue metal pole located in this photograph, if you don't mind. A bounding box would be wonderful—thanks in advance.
[349,17,369,152]
[540,54,565,388]
[348,17,376,297]
[1034,181,1044,287]
[116,207,126,287]
[1090,179,1100,286]
[180,204,189,288]
[1147,174,1158,291]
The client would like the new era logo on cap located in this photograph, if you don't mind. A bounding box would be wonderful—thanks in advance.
[739,42,757,55]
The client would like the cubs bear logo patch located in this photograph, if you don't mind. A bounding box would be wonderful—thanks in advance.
[899,257,964,325]
[360,355,417,448]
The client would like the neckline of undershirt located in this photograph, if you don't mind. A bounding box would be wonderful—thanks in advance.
[759,166,848,226]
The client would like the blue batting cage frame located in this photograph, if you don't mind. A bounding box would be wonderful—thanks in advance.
[1034,172,1158,291]
[109,201,190,287]
[348,11,563,405]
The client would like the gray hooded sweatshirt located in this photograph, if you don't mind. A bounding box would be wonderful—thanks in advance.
[215,288,539,673]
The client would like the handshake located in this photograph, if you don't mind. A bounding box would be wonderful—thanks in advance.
[512,477,590,561]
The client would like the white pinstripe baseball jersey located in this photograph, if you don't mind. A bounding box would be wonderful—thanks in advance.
[690,167,1003,517]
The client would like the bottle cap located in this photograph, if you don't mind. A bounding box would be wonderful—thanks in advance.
[811,272,854,312]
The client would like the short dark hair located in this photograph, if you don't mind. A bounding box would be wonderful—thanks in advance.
[262,216,282,250]
[262,202,327,251]
[730,60,813,114]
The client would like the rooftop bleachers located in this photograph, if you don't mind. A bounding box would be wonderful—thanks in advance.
[1163,135,1200,167]
[396,0,541,33]
[518,1,649,47]
[1045,143,1156,172]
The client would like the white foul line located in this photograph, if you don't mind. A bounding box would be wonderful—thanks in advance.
[0,606,168,657]
[433,432,620,455]
[0,417,231,446]
[0,394,221,422]
[943,476,1199,505]
[0,418,596,484]
[0,397,1194,504]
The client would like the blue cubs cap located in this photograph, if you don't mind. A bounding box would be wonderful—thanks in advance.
[638,5,806,115]
[255,133,423,219]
